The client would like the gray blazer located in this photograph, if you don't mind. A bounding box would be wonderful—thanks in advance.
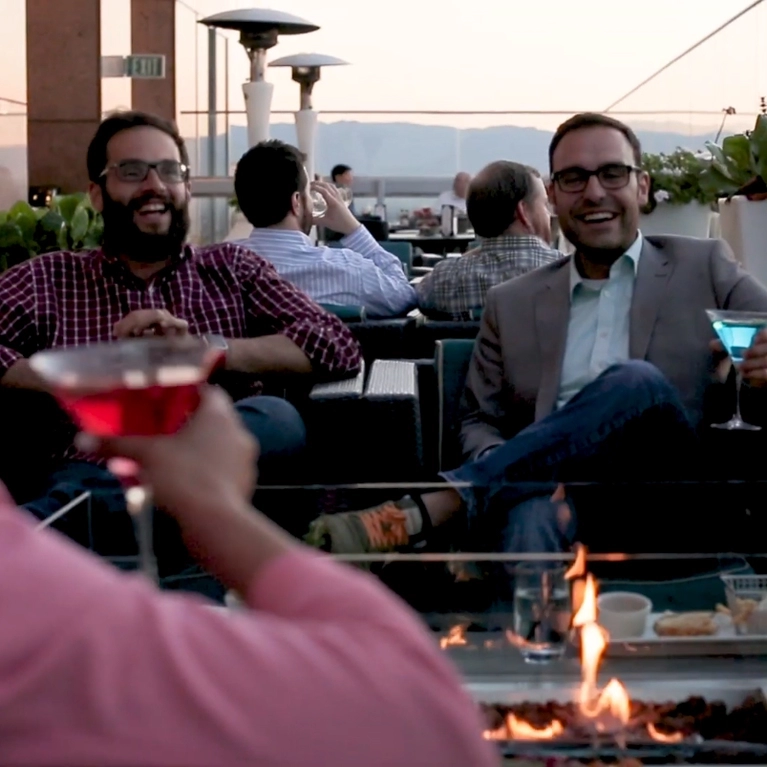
[460,235,767,462]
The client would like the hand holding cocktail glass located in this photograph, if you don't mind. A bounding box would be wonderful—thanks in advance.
[707,309,767,431]
[84,386,258,521]
[29,336,226,582]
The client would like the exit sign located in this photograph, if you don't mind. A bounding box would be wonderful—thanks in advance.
[125,54,166,79]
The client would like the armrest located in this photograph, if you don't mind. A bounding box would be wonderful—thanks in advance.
[364,360,418,399]
[362,360,424,479]
[310,361,366,401]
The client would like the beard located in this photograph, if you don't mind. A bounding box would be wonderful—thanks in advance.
[100,189,190,263]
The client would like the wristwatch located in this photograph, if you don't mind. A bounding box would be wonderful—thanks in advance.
[203,333,229,351]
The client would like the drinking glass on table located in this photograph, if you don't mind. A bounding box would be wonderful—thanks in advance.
[29,336,226,582]
[706,309,767,431]
[512,564,570,663]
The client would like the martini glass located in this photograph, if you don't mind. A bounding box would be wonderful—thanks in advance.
[706,309,767,431]
[29,336,225,582]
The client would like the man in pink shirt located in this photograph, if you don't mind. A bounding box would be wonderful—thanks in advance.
[0,386,496,767]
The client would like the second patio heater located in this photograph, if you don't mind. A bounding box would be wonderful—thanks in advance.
[199,9,319,148]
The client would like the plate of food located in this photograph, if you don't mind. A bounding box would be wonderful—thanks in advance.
[605,607,767,657]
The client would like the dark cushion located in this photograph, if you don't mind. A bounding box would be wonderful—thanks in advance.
[435,339,475,471]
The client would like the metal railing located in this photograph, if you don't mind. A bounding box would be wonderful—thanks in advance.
[191,174,456,203]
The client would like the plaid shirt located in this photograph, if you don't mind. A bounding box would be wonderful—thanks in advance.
[416,235,563,320]
[0,244,361,461]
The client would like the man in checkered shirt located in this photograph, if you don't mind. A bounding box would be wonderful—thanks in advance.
[417,161,562,320]
[0,111,361,559]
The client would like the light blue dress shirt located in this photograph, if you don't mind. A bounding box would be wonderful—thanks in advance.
[556,234,643,409]
[239,225,417,319]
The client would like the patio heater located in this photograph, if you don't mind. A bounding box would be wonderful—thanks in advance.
[199,9,319,148]
[269,53,349,182]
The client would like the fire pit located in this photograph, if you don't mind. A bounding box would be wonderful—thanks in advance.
[471,680,767,763]
[460,552,767,763]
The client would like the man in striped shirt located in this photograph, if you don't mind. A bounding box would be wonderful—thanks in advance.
[0,111,361,560]
[417,161,562,320]
[235,141,417,319]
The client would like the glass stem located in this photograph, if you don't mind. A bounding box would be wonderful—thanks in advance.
[125,485,158,584]
[734,369,745,423]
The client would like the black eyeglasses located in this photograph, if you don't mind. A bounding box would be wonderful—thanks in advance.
[552,163,640,193]
[100,160,189,184]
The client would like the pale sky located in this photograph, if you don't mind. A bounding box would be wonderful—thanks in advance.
[168,0,764,135]
[1,0,765,138]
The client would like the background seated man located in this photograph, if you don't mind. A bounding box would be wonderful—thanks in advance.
[417,161,561,320]
[324,162,357,242]
[307,112,767,559]
[0,111,361,555]
[0,387,495,767]
[437,171,471,214]
[236,141,416,319]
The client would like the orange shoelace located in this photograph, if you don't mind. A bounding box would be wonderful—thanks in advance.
[358,505,410,550]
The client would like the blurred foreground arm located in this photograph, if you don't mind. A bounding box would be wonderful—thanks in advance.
[0,389,494,767]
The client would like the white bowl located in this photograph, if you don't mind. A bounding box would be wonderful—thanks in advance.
[597,591,652,639]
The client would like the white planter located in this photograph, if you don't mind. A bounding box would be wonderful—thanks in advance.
[639,202,712,237]
[242,81,274,147]
[719,196,767,288]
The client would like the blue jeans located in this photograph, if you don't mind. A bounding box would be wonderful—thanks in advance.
[22,395,307,556]
[442,361,699,554]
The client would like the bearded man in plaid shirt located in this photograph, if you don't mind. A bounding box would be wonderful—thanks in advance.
[417,161,561,320]
[0,111,361,562]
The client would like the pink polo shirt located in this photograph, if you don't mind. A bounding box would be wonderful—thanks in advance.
[0,491,496,766]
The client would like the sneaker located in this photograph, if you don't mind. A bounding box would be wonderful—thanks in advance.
[305,498,421,553]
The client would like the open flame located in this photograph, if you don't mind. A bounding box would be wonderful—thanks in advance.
[647,722,684,743]
[574,572,631,729]
[578,621,608,711]
[482,724,508,741]
[508,714,564,740]
[566,544,588,617]
[439,624,468,649]
[572,573,598,627]
[590,678,631,725]
[565,543,587,581]
[482,713,564,741]
[486,550,684,745]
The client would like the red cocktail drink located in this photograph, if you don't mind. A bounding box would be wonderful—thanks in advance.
[56,373,203,437]
[29,337,226,582]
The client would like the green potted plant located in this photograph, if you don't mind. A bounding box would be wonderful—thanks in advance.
[0,193,104,271]
[701,114,767,282]
[701,114,767,199]
[639,149,716,237]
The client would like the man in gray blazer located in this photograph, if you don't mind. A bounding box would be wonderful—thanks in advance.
[308,112,767,555]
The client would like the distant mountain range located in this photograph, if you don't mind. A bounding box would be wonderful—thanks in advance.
[226,120,722,177]
[0,119,724,200]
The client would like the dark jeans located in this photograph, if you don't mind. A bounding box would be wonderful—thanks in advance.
[442,361,701,555]
[22,395,307,559]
